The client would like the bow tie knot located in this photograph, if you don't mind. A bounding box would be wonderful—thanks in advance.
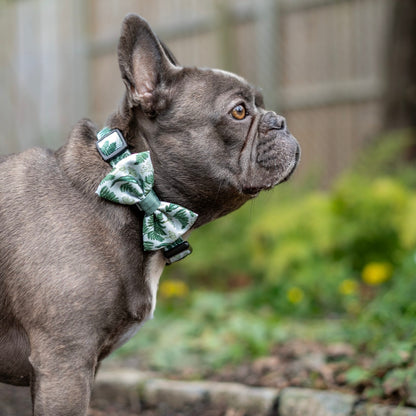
[96,151,198,251]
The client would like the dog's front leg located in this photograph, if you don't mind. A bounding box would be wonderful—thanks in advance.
[29,343,96,416]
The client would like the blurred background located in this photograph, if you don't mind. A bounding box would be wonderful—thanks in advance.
[1,0,400,178]
[1,0,416,408]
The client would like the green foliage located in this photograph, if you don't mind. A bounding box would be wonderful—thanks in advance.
[116,291,286,371]
[167,170,416,320]
[345,367,372,386]
[115,133,416,403]
[344,342,416,404]
[331,175,407,270]
[354,129,416,187]
[345,253,416,348]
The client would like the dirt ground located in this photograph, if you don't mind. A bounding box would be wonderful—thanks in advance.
[205,340,357,392]
[109,339,359,394]
[89,339,361,416]
[0,340,404,415]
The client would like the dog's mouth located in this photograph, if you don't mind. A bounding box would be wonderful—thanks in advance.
[276,145,301,183]
[241,143,300,197]
[242,186,266,197]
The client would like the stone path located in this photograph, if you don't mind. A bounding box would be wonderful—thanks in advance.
[92,369,416,416]
[1,369,416,415]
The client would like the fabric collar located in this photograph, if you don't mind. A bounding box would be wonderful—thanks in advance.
[95,127,197,264]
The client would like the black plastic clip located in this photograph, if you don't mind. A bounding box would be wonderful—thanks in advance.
[164,241,193,265]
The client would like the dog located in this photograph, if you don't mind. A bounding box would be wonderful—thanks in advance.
[0,14,300,415]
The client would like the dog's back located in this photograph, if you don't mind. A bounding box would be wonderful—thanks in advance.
[0,147,58,386]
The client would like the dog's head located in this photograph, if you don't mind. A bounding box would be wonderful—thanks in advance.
[112,14,300,225]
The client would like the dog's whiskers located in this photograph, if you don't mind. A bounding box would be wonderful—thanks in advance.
[215,179,226,204]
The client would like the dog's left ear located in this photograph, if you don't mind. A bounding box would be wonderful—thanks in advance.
[118,14,179,114]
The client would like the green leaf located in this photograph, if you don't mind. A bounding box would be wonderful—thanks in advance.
[382,368,414,395]
[165,204,176,213]
[174,208,192,229]
[99,186,119,203]
[120,182,141,198]
[153,215,168,237]
[363,385,384,400]
[143,241,156,251]
[102,174,116,182]
[102,141,117,156]
[137,175,153,190]
[143,216,168,244]
[135,152,149,164]
[143,220,152,235]
[111,176,137,187]
[345,367,372,386]
[146,229,166,243]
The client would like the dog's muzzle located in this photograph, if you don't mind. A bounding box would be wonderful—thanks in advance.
[253,111,300,190]
[241,111,300,196]
[259,111,299,165]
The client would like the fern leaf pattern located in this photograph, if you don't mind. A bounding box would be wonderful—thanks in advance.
[96,151,198,251]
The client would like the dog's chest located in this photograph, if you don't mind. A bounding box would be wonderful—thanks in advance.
[113,253,166,350]
[145,251,166,319]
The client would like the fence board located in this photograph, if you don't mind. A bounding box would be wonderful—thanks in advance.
[0,0,395,182]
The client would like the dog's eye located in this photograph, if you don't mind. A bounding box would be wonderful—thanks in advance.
[231,104,246,120]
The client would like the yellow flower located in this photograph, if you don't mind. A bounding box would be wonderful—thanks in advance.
[287,287,304,304]
[361,262,393,286]
[159,279,189,299]
[338,279,358,296]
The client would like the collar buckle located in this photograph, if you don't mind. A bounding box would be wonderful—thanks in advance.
[96,128,129,162]
[164,241,193,265]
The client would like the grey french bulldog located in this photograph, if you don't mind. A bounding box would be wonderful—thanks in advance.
[0,14,299,416]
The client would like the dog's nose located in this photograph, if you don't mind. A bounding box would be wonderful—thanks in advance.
[261,112,286,133]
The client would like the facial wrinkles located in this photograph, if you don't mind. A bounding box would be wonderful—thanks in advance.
[238,113,261,167]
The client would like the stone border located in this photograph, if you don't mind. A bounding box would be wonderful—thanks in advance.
[94,369,416,416]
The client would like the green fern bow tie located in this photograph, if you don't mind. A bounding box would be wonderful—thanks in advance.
[96,150,198,251]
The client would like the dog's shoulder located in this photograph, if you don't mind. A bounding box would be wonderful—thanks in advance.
[57,118,98,160]
[67,118,98,144]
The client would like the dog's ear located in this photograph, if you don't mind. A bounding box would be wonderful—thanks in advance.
[118,14,179,114]
[159,40,180,67]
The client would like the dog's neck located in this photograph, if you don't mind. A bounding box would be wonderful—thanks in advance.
[105,95,152,154]
[55,119,108,197]
[55,97,146,198]
[55,95,246,229]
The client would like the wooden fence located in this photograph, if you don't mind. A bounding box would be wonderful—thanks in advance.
[0,0,393,181]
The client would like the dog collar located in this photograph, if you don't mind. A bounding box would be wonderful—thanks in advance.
[96,127,196,264]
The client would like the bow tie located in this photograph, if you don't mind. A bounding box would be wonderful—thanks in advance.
[95,128,198,261]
